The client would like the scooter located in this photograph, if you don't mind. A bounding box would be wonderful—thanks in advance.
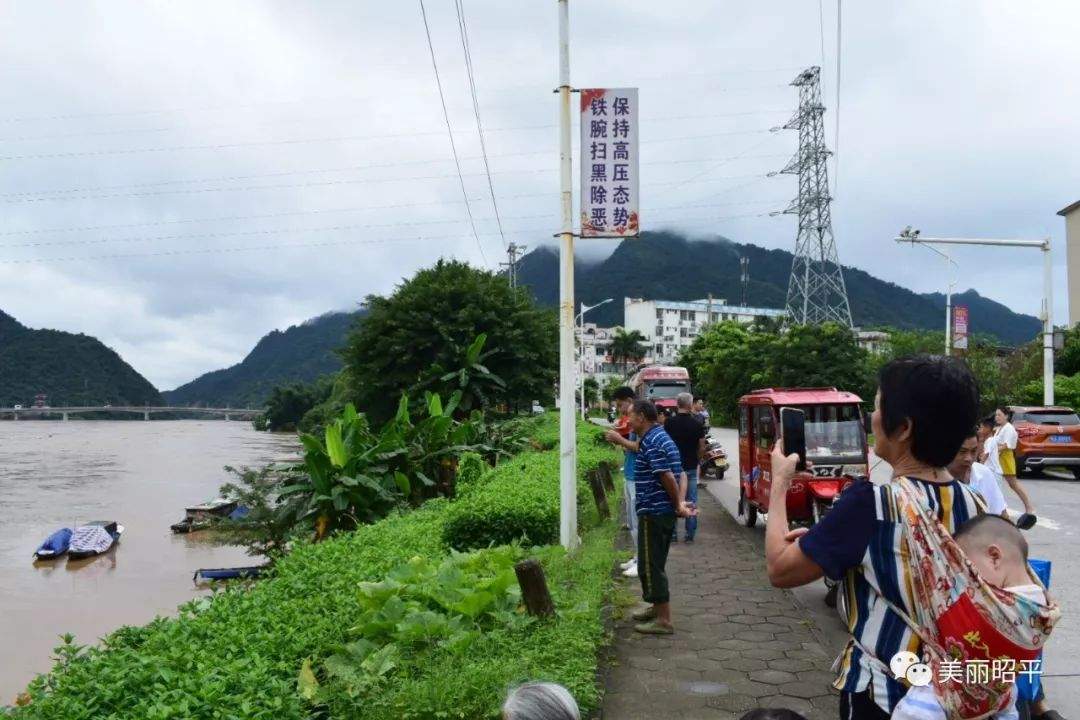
[700,437,729,481]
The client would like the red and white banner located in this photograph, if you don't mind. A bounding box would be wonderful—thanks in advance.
[580,88,639,238]
[953,305,969,350]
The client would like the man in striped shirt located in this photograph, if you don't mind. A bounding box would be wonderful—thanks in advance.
[627,399,695,635]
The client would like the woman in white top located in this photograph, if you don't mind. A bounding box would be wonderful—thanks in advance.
[994,407,1037,528]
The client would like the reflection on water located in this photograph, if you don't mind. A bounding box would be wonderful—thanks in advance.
[0,421,297,702]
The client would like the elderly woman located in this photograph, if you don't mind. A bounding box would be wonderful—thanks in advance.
[501,683,580,720]
[765,355,986,719]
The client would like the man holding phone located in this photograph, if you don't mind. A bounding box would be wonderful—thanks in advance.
[624,399,695,634]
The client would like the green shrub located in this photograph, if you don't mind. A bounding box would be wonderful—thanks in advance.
[455,451,489,496]
[441,418,618,550]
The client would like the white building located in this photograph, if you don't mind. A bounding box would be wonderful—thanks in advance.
[578,322,652,383]
[856,330,890,355]
[623,297,787,363]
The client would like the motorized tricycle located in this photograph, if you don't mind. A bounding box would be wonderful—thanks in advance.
[736,387,870,605]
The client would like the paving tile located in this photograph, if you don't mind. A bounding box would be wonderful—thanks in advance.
[600,491,839,718]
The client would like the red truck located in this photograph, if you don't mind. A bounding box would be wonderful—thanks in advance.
[628,365,691,415]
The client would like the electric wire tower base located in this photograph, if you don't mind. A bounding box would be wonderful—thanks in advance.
[779,66,852,328]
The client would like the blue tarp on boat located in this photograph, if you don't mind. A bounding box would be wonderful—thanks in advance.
[34,528,73,559]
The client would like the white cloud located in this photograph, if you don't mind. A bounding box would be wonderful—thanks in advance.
[0,0,1076,388]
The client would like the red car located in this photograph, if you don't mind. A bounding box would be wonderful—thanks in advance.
[1008,405,1080,479]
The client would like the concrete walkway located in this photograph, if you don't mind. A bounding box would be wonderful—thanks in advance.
[600,489,840,719]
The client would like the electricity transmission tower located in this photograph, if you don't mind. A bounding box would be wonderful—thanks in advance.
[500,242,526,289]
[779,66,852,328]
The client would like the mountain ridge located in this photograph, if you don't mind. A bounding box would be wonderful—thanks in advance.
[515,233,1040,345]
[163,310,363,408]
[0,310,163,407]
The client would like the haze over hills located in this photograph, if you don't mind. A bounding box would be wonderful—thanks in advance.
[163,310,362,408]
[0,310,162,407]
[516,232,1042,345]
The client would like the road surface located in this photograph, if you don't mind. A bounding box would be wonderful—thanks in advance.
[704,426,1080,711]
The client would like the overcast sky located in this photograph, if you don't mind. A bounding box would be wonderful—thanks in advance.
[0,1,1077,390]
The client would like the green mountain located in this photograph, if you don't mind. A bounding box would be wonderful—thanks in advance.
[0,309,163,407]
[164,311,362,408]
[516,231,1042,345]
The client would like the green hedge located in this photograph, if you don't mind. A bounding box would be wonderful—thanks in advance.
[441,418,617,550]
[10,414,621,720]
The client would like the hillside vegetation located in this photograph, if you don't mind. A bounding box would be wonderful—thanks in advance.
[0,310,161,407]
[164,311,361,408]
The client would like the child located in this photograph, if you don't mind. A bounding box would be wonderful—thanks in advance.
[892,515,1046,720]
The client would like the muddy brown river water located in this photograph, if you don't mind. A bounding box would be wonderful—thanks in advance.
[0,420,298,702]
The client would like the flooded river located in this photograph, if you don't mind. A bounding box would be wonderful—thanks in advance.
[0,421,298,702]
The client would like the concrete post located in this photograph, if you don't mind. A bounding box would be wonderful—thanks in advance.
[144,411,150,421]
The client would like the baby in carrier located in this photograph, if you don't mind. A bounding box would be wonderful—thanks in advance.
[894,514,1046,720]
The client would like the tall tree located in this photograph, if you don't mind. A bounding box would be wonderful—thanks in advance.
[610,328,647,374]
[340,260,557,423]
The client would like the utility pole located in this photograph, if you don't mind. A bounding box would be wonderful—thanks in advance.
[556,0,577,550]
[740,256,750,307]
[780,67,853,327]
[501,241,527,289]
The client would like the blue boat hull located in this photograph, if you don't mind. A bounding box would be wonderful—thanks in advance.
[192,566,266,583]
[34,528,73,560]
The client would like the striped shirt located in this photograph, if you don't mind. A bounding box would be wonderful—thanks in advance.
[634,424,682,516]
[800,477,986,714]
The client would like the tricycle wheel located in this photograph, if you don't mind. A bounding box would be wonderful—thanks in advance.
[739,485,757,528]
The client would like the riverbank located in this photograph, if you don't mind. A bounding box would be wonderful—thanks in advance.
[0,421,297,701]
[8,415,622,719]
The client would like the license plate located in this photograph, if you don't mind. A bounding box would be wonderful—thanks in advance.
[1051,435,1072,443]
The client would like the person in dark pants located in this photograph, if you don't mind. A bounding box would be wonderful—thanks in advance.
[625,399,694,635]
[764,356,985,718]
[664,392,708,542]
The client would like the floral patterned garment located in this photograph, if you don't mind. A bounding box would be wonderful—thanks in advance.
[890,476,1060,720]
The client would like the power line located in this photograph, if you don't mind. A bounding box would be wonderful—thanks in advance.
[0,198,785,250]
[419,0,486,266]
[454,0,506,250]
[0,150,788,204]
[0,124,774,164]
[835,0,842,196]
[0,76,796,125]
[818,0,827,70]
[0,212,780,266]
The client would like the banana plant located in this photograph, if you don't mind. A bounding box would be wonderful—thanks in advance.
[285,404,403,541]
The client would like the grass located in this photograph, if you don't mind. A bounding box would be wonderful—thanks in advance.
[9,413,621,720]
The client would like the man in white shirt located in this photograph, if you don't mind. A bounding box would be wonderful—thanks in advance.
[950,429,1009,518]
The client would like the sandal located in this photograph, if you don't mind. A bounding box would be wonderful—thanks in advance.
[633,621,674,635]
[631,605,657,622]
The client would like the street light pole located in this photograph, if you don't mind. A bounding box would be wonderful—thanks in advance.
[895,228,1055,405]
[896,233,958,355]
[576,298,613,419]
[556,0,577,550]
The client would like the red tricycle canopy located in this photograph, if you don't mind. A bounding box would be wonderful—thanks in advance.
[739,387,863,407]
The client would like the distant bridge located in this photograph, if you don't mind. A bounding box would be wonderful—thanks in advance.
[0,406,260,421]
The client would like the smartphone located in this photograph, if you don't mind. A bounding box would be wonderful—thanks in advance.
[780,407,807,471]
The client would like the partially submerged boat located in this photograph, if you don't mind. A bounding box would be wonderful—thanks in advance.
[33,527,73,560]
[170,497,241,534]
[192,565,266,584]
[68,521,124,559]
